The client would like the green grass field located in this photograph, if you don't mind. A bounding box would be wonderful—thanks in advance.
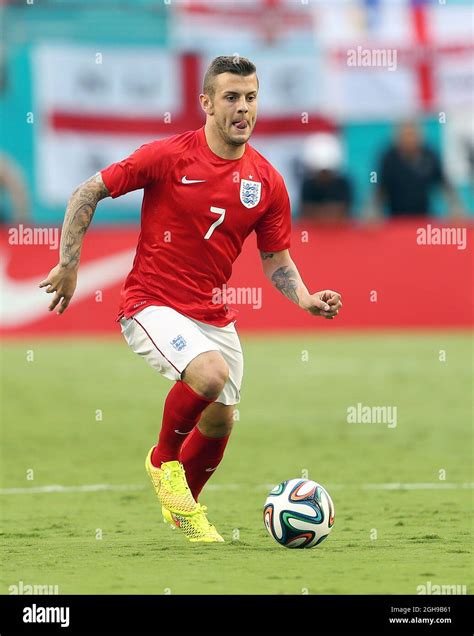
[1,332,472,595]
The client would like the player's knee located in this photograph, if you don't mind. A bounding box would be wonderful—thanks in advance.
[203,417,234,437]
[200,373,228,399]
[200,406,235,437]
[183,351,229,399]
[217,410,234,435]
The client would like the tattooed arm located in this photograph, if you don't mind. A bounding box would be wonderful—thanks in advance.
[39,173,110,314]
[260,249,342,319]
[59,173,109,270]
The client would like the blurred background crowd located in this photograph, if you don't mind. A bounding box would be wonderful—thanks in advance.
[1,0,473,227]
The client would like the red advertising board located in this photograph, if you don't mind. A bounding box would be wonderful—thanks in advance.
[1,220,471,337]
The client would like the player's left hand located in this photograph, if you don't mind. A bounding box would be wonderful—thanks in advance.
[302,290,342,320]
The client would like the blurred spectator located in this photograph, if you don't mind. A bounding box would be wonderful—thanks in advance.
[299,133,353,223]
[370,121,465,219]
[0,153,30,224]
[465,138,474,189]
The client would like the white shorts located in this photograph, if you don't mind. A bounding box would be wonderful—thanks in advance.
[119,305,243,405]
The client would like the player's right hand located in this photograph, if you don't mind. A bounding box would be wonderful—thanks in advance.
[39,264,78,314]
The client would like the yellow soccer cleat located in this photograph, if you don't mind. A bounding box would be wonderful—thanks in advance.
[145,448,224,542]
[162,505,225,543]
[145,449,198,514]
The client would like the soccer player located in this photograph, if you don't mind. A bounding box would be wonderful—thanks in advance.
[39,56,342,543]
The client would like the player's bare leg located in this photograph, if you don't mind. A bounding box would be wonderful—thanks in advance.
[181,351,229,399]
[145,351,229,542]
[179,402,235,500]
[198,402,234,438]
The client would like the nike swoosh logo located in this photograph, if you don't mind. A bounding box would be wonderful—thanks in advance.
[181,176,206,184]
[205,467,217,472]
[174,430,191,435]
[0,248,135,328]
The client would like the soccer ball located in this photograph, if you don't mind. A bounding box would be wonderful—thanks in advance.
[263,479,335,549]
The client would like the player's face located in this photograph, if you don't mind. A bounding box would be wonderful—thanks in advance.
[207,73,258,146]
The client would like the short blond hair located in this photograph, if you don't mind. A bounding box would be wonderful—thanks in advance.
[203,55,258,97]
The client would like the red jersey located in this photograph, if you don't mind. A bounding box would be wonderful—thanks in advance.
[100,126,292,327]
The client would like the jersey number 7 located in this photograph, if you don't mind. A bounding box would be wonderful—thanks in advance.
[204,206,226,240]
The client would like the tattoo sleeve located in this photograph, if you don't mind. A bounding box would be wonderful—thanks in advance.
[271,266,299,304]
[60,173,109,269]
